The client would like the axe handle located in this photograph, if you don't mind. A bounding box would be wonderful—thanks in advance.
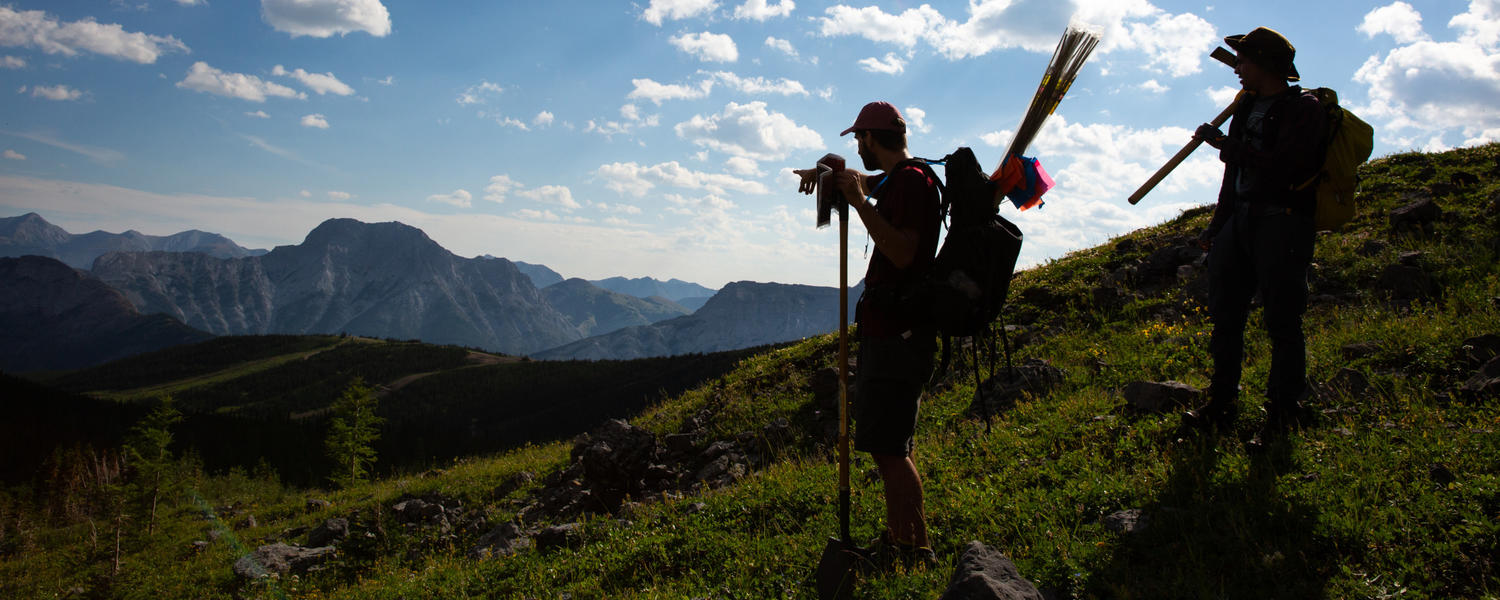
[836,211,851,543]
[1128,92,1244,205]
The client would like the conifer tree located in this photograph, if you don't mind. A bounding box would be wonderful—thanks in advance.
[123,397,181,535]
[325,378,384,488]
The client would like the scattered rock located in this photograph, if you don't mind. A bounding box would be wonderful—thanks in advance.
[305,499,331,513]
[307,517,349,548]
[1123,381,1200,414]
[232,543,336,580]
[969,359,1067,422]
[1430,463,1457,486]
[1390,194,1441,233]
[1341,341,1381,360]
[493,471,536,499]
[535,523,584,552]
[191,540,210,552]
[940,540,1044,600]
[1460,355,1500,400]
[1358,239,1388,257]
[1320,368,1372,400]
[1100,509,1149,535]
[239,514,257,530]
[1457,334,1500,369]
[1449,171,1480,188]
[469,523,531,559]
[1376,264,1437,303]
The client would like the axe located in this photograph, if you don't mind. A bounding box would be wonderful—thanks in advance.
[1128,47,1242,205]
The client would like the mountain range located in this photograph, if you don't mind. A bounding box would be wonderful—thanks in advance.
[0,212,266,269]
[2,213,855,366]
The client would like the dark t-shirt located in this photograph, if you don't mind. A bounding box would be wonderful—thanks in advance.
[858,163,941,338]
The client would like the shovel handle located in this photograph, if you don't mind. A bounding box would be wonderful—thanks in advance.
[1128,91,1244,205]
[836,213,851,543]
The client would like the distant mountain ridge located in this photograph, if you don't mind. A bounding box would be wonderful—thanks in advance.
[533,280,861,360]
[94,218,583,355]
[542,278,690,338]
[0,255,212,371]
[589,276,716,304]
[0,212,266,269]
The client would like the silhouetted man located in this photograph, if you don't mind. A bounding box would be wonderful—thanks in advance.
[1186,27,1325,449]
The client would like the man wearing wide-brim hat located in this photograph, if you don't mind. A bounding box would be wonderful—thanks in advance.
[1185,26,1326,450]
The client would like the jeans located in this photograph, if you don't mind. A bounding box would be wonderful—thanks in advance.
[1207,204,1315,411]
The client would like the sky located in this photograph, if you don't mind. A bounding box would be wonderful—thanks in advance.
[1,0,1497,289]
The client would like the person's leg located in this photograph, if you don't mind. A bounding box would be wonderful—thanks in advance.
[1193,214,1256,428]
[872,453,928,548]
[1254,213,1314,424]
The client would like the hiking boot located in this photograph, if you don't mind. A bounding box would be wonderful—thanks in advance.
[862,532,938,571]
[1182,402,1237,432]
[1249,394,1313,452]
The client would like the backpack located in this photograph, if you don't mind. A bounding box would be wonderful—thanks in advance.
[899,148,1025,399]
[1296,88,1375,231]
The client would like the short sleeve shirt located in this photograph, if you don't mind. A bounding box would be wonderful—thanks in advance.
[859,163,941,337]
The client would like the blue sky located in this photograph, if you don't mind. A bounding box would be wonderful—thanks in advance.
[2,0,1497,288]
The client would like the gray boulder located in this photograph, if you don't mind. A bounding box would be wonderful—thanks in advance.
[308,517,349,547]
[939,541,1044,600]
[232,543,336,580]
[969,359,1067,421]
[1123,381,1200,413]
[469,523,532,559]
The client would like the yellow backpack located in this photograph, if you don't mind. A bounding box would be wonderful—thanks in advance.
[1296,88,1375,231]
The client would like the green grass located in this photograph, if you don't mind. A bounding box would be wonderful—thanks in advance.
[4,144,1499,599]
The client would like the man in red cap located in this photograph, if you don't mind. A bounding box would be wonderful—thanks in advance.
[798,101,942,564]
[1187,27,1325,449]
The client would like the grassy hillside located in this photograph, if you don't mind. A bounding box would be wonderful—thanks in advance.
[3,144,1498,599]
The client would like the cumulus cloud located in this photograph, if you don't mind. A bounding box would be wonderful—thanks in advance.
[177,62,306,102]
[1,56,24,68]
[642,0,718,25]
[1138,79,1169,94]
[484,175,521,203]
[24,84,84,101]
[628,77,714,105]
[858,52,905,74]
[1205,85,1238,106]
[734,0,794,21]
[261,0,391,38]
[709,71,808,95]
[246,110,271,118]
[327,190,352,200]
[586,103,661,138]
[595,160,768,197]
[765,36,797,58]
[674,101,824,167]
[427,189,472,208]
[0,7,189,64]
[457,81,503,105]
[904,106,930,134]
[300,113,329,128]
[533,111,555,127]
[1353,1,1500,147]
[1359,2,1430,44]
[3,149,24,160]
[518,185,580,211]
[272,65,355,96]
[671,31,739,62]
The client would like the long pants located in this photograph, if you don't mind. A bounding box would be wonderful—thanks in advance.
[1207,204,1315,411]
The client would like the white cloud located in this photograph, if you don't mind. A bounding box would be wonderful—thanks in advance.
[670,31,739,63]
[1,56,24,69]
[533,110,555,127]
[1359,2,1430,44]
[765,36,797,57]
[300,113,330,129]
[457,81,503,105]
[2,130,123,163]
[375,75,395,85]
[709,71,808,95]
[272,65,356,96]
[25,84,83,101]
[246,110,271,118]
[595,161,768,197]
[327,190,352,200]
[674,100,824,163]
[596,202,644,215]
[642,0,718,25]
[261,0,391,38]
[858,52,905,75]
[1353,1,1500,147]
[300,189,311,197]
[484,175,521,203]
[1138,79,1169,94]
[175,0,206,5]
[724,155,761,176]
[2,149,24,160]
[734,0,794,21]
[427,189,473,208]
[0,7,189,64]
[904,106,930,134]
[518,185,580,211]
[1205,85,1238,106]
[979,129,1014,148]
[586,103,661,138]
[177,62,306,102]
[514,208,561,221]
[816,4,948,49]
[628,77,714,105]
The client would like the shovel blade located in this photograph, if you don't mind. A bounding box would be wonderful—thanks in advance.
[816,537,865,600]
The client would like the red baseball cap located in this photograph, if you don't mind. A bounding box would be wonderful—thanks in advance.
[840,101,906,136]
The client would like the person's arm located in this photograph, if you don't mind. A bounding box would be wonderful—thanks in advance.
[834,169,921,268]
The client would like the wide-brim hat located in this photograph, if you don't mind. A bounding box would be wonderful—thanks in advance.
[1225,26,1300,82]
[840,101,906,136]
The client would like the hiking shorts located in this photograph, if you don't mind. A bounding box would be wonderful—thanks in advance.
[853,331,935,457]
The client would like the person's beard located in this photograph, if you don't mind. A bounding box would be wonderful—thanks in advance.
[859,142,880,171]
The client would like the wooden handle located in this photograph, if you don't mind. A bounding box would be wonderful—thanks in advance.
[1128,92,1244,205]
[836,216,850,543]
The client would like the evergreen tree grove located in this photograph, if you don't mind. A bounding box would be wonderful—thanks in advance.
[325,378,384,489]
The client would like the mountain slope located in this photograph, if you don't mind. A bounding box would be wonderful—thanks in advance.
[93,218,583,355]
[0,212,265,269]
[533,280,861,360]
[0,255,212,371]
[589,275,716,303]
[541,277,689,337]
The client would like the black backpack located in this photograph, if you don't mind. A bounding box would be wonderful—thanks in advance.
[902,148,1025,395]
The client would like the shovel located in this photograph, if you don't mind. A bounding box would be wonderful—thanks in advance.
[816,172,866,600]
